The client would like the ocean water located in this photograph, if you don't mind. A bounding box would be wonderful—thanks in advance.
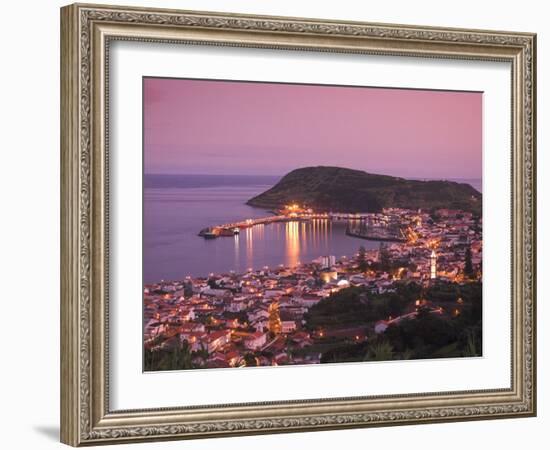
[143,174,482,284]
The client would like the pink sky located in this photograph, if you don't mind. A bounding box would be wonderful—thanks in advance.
[144,77,482,179]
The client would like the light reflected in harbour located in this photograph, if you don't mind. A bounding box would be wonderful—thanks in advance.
[285,220,300,268]
[301,221,308,253]
[281,219,334,268]
[245,226,253,267]
[233,234,240,268]
[310,219,330,251]
[220,218,377,275]
[145,184,380,282]
[311,219,318,247]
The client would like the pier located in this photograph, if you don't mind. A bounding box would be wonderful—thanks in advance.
[198,215,289,238]
[198,207,407,242]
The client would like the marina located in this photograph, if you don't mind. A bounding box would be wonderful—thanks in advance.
[144,176,480,284]
[145,184,380,283]
[198,206,407,242]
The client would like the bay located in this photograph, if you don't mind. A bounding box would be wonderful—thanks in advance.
[143,174,481,283]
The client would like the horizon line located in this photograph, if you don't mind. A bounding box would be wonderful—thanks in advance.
[144,172,482,181]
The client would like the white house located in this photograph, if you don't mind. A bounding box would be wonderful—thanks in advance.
[206,330,231,353]
[200,287,231,298]
[228,297,249,312]
[252,317,269,333]
[295,295,322,308]
[248,306,270,322]
[281,320,297,334]
[244,332,267,350]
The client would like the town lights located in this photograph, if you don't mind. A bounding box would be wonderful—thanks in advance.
[144,206,482,374]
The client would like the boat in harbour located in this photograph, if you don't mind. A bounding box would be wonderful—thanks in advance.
[198,227,219,239]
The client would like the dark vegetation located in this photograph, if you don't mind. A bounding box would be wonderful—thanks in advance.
[304,281,482,363]
[304,284,421,330]
[144,340,207,371]
[247,166,482,215]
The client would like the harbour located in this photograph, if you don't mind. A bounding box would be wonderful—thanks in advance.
[144,175,480,284]
[198,205,407,242]
[144,183,381,283]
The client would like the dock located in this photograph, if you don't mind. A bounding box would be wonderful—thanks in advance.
[198,209,408,243]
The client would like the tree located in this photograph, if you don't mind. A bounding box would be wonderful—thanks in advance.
[144,347,159,371]
[464,245,474,278]
[243,353,258,367]
[193,344,209,368]
[462,329,480,357]
[304,287,372,329]
[357,245,368,272]
[365,341,394,361]
[170,338,194,370]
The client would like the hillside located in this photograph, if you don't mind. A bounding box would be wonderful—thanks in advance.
[247,166,481,215]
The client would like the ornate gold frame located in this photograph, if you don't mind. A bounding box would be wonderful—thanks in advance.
[60,3,536,446]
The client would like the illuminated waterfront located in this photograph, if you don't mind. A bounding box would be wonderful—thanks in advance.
[144,200,483,370]
[144,175,481,284]
[142,79,484,371]
[144,181,378,283]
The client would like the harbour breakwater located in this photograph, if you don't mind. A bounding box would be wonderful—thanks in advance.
[198,212,406,242]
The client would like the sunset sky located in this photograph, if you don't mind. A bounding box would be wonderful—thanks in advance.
[144,77,482,180]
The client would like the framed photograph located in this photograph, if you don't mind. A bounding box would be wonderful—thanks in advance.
[60,3,536,446]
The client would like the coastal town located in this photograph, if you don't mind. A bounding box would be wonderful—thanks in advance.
[144,206,482,371]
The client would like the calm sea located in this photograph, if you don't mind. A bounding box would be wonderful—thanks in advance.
[143,174,481,284]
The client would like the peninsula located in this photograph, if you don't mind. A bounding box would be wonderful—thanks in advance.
[247,166,481,215]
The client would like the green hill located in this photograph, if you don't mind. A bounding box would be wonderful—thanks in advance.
[247,166,481,215]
